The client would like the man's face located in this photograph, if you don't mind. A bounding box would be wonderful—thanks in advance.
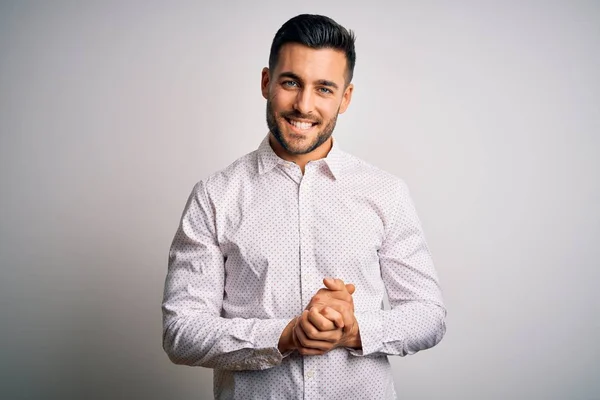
[262,43,353,155]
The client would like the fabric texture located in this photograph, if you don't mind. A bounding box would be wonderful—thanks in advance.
[162,134,446,399]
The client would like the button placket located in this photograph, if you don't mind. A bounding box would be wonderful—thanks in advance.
[298,171,308,303]
[303,357,319,396]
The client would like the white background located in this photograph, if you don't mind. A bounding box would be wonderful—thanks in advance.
[1,1,598,399]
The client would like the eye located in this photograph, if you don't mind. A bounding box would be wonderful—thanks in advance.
[318,87,333,94]
[282,80,298,88]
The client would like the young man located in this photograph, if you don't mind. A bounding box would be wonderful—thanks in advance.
[162,14,446,399]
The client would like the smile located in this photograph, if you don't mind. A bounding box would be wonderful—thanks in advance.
[285,118,317,131]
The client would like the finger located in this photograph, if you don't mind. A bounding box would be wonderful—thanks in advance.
[301,309,343,343]
[291,316,303,348]
[299,310,323,339]
[307,306,337,331]
[294,321,334,351]
[313,298,355,328]
[314,297,354,315]
[296,324,342,347]
[298,310,333,341]
[319,306,345,329]
[312,288,353,304]
[323,277,346,291]
[299,310,343,343]
[341,309,356,334]
[345,283,356,295]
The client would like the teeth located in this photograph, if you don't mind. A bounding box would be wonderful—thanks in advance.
[289,119,313,130]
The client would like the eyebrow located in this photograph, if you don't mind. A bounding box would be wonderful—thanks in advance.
[279,71,340,90]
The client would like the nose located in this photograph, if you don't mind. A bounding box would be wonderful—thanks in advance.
[293,88,314,116]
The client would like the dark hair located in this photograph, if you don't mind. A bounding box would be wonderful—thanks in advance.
[268,14,356,85]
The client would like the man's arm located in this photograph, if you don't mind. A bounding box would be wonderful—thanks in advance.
[162,181,291,371]
[352,180,446,357]
[295,181,446,358]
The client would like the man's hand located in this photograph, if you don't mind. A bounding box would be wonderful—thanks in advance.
[305,278,356,331]
[278,303,347,355]
[278,278,362,355]
[284,278,361,355]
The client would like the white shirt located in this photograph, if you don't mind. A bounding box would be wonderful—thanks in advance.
[162,134,446,399]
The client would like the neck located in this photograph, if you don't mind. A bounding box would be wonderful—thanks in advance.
[269,134,332,174]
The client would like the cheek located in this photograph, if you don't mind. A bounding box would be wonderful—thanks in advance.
[316,99,341,120]
[270,89,293,109]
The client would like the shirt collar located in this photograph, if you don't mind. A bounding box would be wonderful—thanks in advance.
[257,133,345,179]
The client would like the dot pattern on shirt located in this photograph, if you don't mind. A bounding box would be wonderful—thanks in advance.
[162,134,446,399]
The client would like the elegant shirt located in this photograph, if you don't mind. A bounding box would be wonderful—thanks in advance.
[162,134,446,400]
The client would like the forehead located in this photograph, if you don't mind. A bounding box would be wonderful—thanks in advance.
[274,43,347,85]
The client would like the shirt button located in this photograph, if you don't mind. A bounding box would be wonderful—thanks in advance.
[306,370,315,379]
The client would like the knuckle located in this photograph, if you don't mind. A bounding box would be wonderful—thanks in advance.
[309,308,321,320]
[308,319,320,331]
[323,321,335,330]
[311,319,323,330]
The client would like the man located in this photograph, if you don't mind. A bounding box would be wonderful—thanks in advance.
[162,14,446,399]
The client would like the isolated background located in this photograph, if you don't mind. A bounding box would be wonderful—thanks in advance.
[1,1,599,399]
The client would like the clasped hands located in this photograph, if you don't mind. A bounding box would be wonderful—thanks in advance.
[279,278,361,356]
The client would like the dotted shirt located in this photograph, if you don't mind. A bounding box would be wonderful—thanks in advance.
[162,134,446,400]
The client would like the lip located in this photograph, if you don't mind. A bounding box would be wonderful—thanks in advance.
[286,117,317,124]
[284,117,317,134]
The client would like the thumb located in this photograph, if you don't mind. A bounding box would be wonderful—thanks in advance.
[345,283,356,295]
[323,277,345,291]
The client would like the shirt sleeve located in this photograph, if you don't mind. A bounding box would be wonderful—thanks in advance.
[161,181,291,371]
[350,179,447,357]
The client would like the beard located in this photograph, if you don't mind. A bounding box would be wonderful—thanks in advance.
[266,98,339,155]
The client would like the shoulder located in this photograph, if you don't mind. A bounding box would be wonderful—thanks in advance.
[340,150,409,195]
[192,149,259,199]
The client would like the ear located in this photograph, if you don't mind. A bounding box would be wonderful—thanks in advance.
[338,83,354,114]
[261,67,270,100]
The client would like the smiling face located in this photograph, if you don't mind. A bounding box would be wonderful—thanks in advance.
[262,43,354,158]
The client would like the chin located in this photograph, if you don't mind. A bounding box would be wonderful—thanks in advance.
[283,131,316,148]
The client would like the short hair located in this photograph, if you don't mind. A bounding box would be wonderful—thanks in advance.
[268,14,356,85]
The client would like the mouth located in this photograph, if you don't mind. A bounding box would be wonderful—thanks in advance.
[284,117,318,133]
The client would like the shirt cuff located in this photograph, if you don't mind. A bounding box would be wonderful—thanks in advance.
[252,319,293,365]
[347,311,384,357]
